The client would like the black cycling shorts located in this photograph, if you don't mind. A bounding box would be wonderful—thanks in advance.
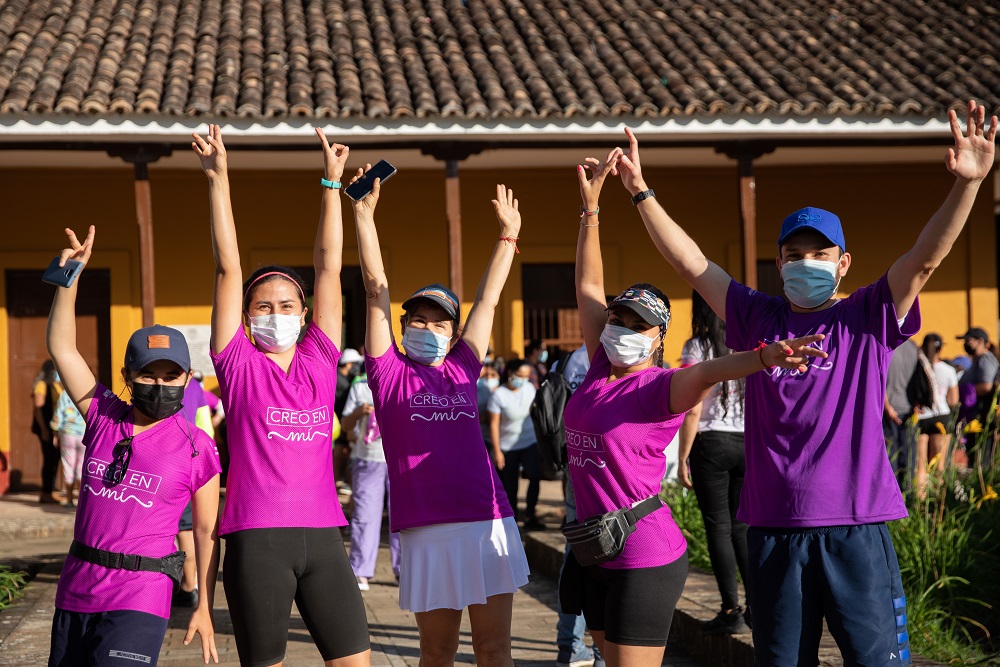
[564,550,688,647]
[223,527,370,666]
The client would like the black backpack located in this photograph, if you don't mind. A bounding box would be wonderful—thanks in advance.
[906,350,935,412]
[530,372,570,481]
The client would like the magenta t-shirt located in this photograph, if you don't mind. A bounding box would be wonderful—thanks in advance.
[365,339,513,532]
[56,384,220,619]
[726,274,916,528]
[563,346,688,570]
[212,324,347,535]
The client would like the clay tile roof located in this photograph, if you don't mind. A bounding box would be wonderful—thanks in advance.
[0,0,997,121]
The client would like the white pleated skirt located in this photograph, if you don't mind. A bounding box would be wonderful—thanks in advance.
[398,516,530,613]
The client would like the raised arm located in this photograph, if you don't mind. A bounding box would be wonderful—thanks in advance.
[461,185,522,360]
[575,147,622,362]
[887,101,997,318]
[46,226,99,415]
[192,125,243,354]
[311,129,349,344]
[616,128,732,320]
[350,166,393,358]
[668,335,827,415]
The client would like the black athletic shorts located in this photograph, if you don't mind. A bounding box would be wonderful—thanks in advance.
[917,416,948,436]
[223,527,370,666]
[562,550,688,647]
[49,608,168,667]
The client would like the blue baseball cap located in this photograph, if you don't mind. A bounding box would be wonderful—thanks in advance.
[402,283,460,320]
[124,325,191,373]
[778,207,845,252]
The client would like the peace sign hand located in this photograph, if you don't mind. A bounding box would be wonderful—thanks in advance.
[59,226,96,270]
[761,334,828,373]
[616,127,649,196]
[946,100,997,183]
[191,124,228,180]
[315,128,350,182]
[577,146,623,212]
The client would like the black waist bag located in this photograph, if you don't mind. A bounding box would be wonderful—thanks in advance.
[69,540,186,586]
[561,495,664,566]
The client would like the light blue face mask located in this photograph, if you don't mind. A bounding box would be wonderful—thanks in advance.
[538,350,549,364]
[780,259,841,309]
[509,376,528,389]
[478,377,500,390]
[402,327,451,365]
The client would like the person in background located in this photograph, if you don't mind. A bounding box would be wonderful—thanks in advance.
[32,360,63,504]
[526,339,549,388]
[488,358,544,531]
[915,334,959,496]
[883,339,919,489]
[51,385,86,507]
[342,373,401,591]
[677,290,749,635]
[335,348,364,495]
[956,327,999,467]
[193,371,225,431]
[478,362,501,446]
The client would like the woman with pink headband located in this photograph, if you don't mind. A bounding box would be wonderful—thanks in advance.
[192,125,370,667]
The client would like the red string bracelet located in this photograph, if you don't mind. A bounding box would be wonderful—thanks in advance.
[499,236,520,254]
[754,341,774,369]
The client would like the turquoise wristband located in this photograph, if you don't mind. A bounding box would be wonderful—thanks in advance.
[320,178,342,189]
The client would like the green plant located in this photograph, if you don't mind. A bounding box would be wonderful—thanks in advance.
[660,481,711,573]
[0,565,27,611]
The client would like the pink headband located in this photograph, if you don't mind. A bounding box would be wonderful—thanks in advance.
[246,271,305,303]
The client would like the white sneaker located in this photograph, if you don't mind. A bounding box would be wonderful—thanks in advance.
[356,576,370,591]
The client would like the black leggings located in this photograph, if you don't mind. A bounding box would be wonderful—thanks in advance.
[579,552,689,647]
[223,527,370,666]
[500,445,541,519]
[38,436,59,493]
[689,431,749,611]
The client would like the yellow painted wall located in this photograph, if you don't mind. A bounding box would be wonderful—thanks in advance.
[0,160,995,457]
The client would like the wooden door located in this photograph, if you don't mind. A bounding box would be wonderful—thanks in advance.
[5,270,111,492]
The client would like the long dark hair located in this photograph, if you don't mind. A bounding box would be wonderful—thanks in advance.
[690,290,743,417]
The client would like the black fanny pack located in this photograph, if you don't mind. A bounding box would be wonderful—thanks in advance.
[69,540,186,586]
[561,495,664,566]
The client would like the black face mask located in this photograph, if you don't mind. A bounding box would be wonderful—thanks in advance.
[964,342,977,356]
[130,383,185,420]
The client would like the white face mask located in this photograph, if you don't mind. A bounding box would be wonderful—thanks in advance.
[250,314,302,353]
[780,258,841,309]
[402,326,451,365]
[600,324,659,367]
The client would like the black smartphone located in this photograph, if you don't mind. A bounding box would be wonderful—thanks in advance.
[42,256,84,288]
[344,160,397,201]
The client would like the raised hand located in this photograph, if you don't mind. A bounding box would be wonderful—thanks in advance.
[616,127,649,196]
[946,100,998,183]
[59,225,96,270]
[492,184,520,238]
[191,124,228,180]
[348,165,381,216]
[762,334,828,373]
[577,146,623,212]
[315,128,349,182]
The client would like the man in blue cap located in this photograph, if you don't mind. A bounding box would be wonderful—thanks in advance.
[612,100,996,666]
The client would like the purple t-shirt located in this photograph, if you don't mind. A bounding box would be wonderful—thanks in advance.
[181,379,208,425]
[726,274,917,528]
[56,384,220,618]
[563,346,688,570]
[212,324,346,535]
[365,339,513,532]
